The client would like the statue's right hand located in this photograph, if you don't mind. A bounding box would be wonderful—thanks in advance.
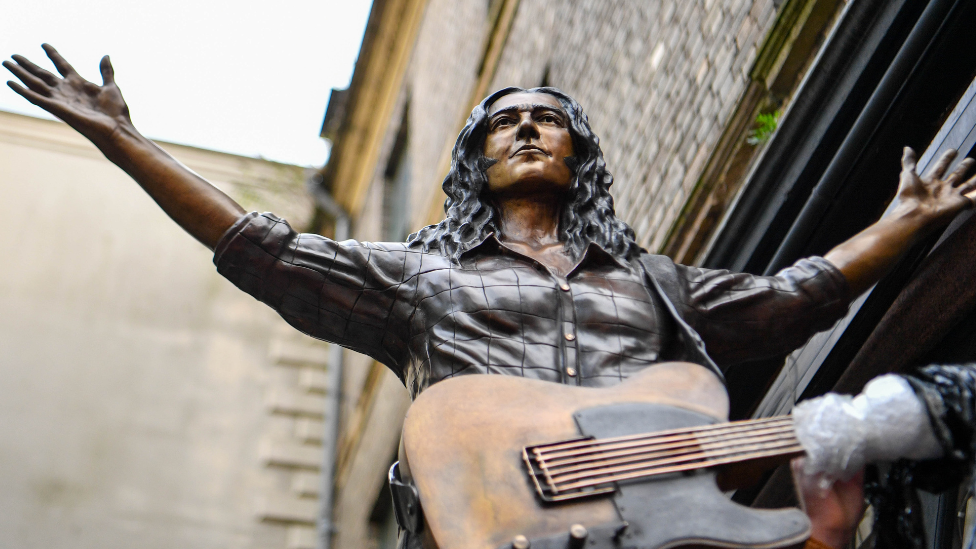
[5,44,244,248]
[3,44,132,147]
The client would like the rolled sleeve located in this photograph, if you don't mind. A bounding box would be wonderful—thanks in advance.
[214,212,418,375]
[676,257,852,366]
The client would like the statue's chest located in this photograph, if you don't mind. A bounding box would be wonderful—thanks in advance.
[411,262,667,365]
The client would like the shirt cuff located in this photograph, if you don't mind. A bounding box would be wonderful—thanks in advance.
[213,211,262,267]
[804,256,854,305]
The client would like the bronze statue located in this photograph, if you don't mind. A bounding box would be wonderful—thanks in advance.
[6,46,976,549]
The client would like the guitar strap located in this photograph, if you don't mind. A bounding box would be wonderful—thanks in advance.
[389,462,424,535]
[634,254,725,383]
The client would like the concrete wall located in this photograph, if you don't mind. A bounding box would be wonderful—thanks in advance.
[0,110,327,549]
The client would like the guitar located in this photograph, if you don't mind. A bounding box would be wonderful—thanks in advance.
[399,361,809,549]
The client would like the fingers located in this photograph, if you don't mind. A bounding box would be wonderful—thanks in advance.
[902,146,918,176]
[99,55,115,85]
[959,167,976,190]
[928,148,958,180]
[42,43,79,78]
[946,157,975,186]
[2,60,53,96]
[9,54,59,86]
[6,81,62,115]
[960,169,976,201]
[965,190,976,210]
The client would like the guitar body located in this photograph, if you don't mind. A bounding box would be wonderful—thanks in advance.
[401,362,810,549]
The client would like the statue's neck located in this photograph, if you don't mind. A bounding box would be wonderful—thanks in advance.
[494,194,575,276]
[495,193,562,246]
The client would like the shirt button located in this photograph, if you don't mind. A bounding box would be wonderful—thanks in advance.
[559,283,570,291]
[564,333,575,341]
[566,367,577,377]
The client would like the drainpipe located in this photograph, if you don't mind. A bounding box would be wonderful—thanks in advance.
[306,172,350,549]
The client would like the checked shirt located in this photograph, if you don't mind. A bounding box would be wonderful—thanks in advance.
[215,212,850,398]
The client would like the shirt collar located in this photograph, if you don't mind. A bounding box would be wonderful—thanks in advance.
[575,241,630,272]
[459,232,630,272]
[457,232,500,259]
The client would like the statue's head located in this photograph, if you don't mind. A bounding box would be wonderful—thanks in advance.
[407,87,643,261]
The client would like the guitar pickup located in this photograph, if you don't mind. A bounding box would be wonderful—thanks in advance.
[523,439,617,503]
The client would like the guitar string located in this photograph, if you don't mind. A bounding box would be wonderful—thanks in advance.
[533,416,792,453]
[525,416,802,495]
[532,416,793,458]
[542,426,798,474]
[546,432,799,483]
[540,431,795,475]
[537,425,795,487]
[550,440,803,491]
[531,416,792,457]
[532,422,793,462]
[539,423,795,468]
[557,443,805,491]
[553,444,805,492]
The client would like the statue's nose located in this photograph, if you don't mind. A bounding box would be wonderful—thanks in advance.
[515,114,541,141]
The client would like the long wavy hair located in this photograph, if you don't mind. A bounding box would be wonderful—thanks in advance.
[406,87,643,261]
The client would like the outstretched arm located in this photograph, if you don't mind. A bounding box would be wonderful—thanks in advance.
[824,147,976,296]
[3,45,244,250]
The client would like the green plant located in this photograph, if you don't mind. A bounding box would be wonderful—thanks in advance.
[747,110,781,145]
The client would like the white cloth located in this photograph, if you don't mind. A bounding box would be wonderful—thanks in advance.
[792,374,943,480]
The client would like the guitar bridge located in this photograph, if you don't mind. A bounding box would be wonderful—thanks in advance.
[523,439,616,503]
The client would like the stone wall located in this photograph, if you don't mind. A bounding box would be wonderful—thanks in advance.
[0,110,326,549]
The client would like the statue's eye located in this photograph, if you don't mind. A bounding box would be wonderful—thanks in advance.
[538,113,562,125]
[493,117,515,129]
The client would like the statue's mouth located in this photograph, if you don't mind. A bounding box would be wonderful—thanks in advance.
[512,145,549,158]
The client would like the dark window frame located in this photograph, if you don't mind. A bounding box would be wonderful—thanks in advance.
[700,3,976,545]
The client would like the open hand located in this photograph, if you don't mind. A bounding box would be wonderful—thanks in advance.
[893,147,976,229]
[3,44,132,146]
[4,44,243,250]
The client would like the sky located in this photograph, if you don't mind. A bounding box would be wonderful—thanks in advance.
[0,0,374,167]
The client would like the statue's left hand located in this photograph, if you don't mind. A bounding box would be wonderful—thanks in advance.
[824,147,976,296]
[3,44,133,148]
[891,147,976,228]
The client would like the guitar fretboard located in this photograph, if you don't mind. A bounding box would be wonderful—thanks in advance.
[523,416,802,502]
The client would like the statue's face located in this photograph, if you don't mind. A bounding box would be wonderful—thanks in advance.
[483,92,575,198]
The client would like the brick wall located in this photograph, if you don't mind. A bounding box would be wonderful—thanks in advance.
[400,0,495,230]
[389,0,779,252]
[489,0,779,252]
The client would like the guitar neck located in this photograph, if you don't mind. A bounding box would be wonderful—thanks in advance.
[524,416,802,502]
